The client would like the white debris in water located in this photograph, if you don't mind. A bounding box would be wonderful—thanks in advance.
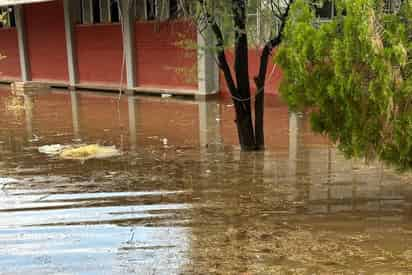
[59,144,122,161]
[38,144,122,161]
[38,144,69,155]
[0,177,19,190]
[0,177,19,185]
[162,138,168,146]
[161,94,172,98]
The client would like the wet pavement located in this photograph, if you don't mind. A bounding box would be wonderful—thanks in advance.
[1,87,412,274]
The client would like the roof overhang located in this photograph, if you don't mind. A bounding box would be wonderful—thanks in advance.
[0,0,53,7]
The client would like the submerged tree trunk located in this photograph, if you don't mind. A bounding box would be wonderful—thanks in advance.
[232,0,256,150]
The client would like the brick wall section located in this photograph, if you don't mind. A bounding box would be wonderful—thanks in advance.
[24,0,68,82]
[0,28,21,80]
[219,49,283,96]
[135,20,198,89]
[75,24,125,86]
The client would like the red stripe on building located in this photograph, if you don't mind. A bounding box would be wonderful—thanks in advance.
[135,20,198,90]
[219,49,282,96]
[0,28,21,80]
[75,24,125,86]
[24,0,68,82]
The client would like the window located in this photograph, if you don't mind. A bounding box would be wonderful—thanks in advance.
[169,0,179,19]
[109,0,120,23]
[314,0,335,19]
[384,0,402,13]
[92,0,101,23]
[139,0,183,21]
[75,0,120,24]
[146,0,158,20]
[0,7,15,28]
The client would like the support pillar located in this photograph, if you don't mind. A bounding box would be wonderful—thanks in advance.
[197,27,219,98]
[120,0,136,91]
[15,5,30,82]
[64,0,78,88]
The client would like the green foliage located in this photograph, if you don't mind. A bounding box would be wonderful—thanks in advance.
[277,0,412,170]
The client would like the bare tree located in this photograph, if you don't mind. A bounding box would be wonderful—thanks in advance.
[190,0,294,150]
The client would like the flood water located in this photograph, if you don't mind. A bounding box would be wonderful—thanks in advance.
[1,86,412,274]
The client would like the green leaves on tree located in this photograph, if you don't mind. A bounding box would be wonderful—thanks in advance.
[277,0,412,170]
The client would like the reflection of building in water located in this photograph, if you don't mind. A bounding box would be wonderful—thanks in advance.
[198,100,222,148]
[128,97,138,151]
[23,94,34,141]
[70,91,81,141]
[288,112,412,217]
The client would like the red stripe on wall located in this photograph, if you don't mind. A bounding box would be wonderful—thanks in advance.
[0,28,21,80]
[24,0,68,82]
[135,20,198,90]
[219,49,283,96]
[75,24,125,86]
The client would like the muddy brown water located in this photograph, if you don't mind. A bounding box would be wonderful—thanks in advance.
[0,87,412,274]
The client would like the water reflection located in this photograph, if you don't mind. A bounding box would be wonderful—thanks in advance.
[23,94,34,141]
[70,91,81,142]
[1,87,412,274]
[128,97,138,152]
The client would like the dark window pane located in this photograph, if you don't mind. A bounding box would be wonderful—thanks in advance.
[147,0,156,20]
[9,7,15,27]
[93,0,101,23]
[170,0,178,19]
[315,0,333,18]
[110,0,119,22]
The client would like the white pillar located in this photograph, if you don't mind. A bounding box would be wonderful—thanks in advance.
[120,0,136,91]
[197,27,219,97]
[15,5,30,82]
[63,0,78,87]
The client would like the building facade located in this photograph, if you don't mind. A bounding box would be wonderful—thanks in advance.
[0,0,222,97]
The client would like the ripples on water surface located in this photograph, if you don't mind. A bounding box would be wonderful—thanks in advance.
[1,87,412,274]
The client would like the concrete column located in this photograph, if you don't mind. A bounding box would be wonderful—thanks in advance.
[197,27,219,97]
[120,0,136,91]
[64,0,78,87]
[15,5,30,82]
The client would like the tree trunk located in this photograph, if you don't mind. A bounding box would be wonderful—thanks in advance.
[232,0,256,151]
[202,0,294,151]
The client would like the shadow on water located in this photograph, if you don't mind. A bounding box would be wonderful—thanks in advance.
[1,87,412,274]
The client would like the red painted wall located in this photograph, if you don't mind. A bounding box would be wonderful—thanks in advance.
[220,49,283,96]
[0,28,21,80]
[75,24,125,86]
[135,20,198,90]
[24,0,68,82]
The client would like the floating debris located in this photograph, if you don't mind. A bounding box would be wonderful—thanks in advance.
[38,144,69,156]
[38,144,122,161]
[60,144,121,160]
[0,177,19,185]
